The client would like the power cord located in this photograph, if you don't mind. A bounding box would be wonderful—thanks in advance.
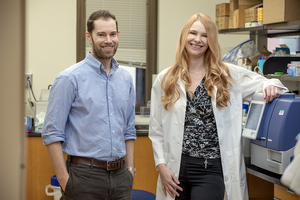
[27,77,37,102]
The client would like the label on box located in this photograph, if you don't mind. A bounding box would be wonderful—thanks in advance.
[296,65,300,76]
[288,64,295,76]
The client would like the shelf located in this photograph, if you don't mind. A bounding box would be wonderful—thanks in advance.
[219,20,300,38]
[266,75,300,81]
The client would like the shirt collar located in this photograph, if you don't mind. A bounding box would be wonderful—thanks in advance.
[85,52,119,74]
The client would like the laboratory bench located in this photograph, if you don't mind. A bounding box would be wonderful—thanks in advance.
[25,118,158,200]
[26,117,299,200]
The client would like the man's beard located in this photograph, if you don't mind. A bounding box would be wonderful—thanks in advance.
[92,38,118,60]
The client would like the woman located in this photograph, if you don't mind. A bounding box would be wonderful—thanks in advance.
[149,13,288,200]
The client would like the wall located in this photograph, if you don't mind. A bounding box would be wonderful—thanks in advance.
[0,0,26,199]
[25,0,76,117]
[157,0,249,72]
[25,0,249,114]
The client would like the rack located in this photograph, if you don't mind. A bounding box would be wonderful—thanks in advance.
[219,20,300,51]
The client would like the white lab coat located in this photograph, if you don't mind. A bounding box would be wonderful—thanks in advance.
[149,63,288,200]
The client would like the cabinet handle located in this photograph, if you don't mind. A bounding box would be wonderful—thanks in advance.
[273,197,280,200]
[287,189,295,194]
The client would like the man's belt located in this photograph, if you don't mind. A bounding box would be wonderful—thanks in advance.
[68,156,125,170]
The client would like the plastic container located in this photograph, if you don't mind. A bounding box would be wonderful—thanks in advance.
[257,59,266,71]
[45,175,62,200]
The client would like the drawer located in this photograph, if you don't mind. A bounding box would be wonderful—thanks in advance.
[274,184,300,200]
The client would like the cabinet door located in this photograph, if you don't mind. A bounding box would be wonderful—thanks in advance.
[133,136,159,194]
[247,173,274,199]
[26,137,67,200]
[274,184,300,200]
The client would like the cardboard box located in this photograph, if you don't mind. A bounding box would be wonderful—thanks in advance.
[215,17,220,29]
[219,16,229,30]
[263,0,300,24]
[233,9,239,29]
[235,0,263,28]
[229,9,234,29]
[230,0,239,10]
[216,4,220,17]
[216,3,230,17]
[244,3,263,23]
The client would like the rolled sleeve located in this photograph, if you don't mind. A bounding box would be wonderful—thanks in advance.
[42,75,76,146]
[124,80,136,141]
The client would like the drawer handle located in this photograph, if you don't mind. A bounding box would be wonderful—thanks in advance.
[287,189,295,194]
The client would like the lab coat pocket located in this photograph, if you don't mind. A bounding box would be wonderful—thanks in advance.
[226,146,246,187]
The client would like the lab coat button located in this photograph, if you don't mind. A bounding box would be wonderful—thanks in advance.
[225,176,228,181]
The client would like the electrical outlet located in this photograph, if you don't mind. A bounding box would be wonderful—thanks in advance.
[25,73,33,87]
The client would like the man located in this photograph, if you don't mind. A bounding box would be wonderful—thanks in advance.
[42,10,136,200]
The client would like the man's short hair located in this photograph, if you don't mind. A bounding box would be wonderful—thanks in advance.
[87,10,118,33]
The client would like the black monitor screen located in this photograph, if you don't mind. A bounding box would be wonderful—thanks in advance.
[245,103,263,131]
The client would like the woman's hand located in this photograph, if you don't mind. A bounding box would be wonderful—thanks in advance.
[263,85,281,103]
[157,164,183,198]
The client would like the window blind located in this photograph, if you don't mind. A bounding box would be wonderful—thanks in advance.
[86,0,147,68]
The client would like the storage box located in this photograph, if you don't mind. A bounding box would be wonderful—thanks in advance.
[229,9,234,29]
[215,17,220,29]
[216,3,230,17]
[233,9,240,29]
[234,0,263,28]
[263,0,300,24]
[244,3,263,23]
[216,4,220,17]
[230,0,239,10]
[219,16,229,30]
[245,21,263,28]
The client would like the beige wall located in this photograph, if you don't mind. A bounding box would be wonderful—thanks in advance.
[25,0,249,115]
[157,0,249,73]
[25,0,76,116]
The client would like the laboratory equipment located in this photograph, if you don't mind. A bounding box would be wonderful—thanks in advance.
[243,93,300,174]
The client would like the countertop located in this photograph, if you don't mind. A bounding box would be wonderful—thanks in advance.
[246,164,285,187]
[27,115,150,137]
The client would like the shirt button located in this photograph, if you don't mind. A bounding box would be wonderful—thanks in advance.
[112,130,114,133]
[224,176,228,181]
[98,72,100,74]
[113,148,115,150]
[111,113,113,116]
[109,97,111,99]
[108,80,109,82]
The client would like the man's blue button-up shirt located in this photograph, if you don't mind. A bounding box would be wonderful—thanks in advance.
[42,53,136,161]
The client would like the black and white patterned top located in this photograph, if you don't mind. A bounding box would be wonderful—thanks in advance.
[182,77,221,159]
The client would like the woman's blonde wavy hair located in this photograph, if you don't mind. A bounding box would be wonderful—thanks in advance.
[161,13,232,110]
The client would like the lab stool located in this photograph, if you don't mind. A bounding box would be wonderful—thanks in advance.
[131,189,156,200]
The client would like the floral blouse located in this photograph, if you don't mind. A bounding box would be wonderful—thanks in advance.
[182,77,221,159]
